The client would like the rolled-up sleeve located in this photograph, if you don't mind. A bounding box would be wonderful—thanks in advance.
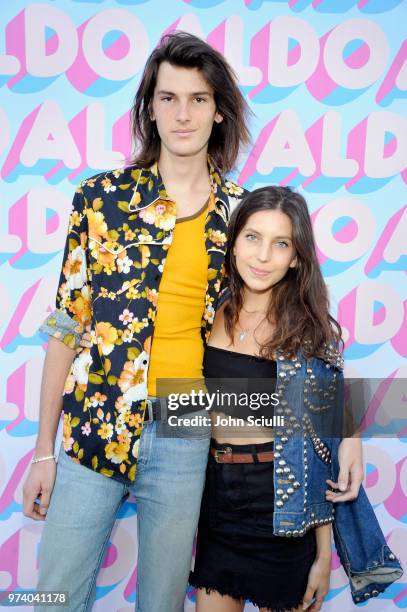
[39,186,92,350]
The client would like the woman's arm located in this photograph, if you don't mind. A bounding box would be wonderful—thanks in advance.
[301,524,332,611]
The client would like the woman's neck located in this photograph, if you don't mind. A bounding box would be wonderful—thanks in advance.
[241,288,272,314]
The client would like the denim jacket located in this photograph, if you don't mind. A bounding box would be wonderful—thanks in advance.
[216,289,403,605]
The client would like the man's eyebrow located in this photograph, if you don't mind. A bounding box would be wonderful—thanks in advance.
[156,90,213,96]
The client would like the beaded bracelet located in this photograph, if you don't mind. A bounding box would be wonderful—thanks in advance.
[31,454,56,464]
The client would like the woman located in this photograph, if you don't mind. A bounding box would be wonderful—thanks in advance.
[188,186,402,611]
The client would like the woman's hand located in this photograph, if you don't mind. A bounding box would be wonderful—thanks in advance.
[326,437,364,502]
[78,331,92,351]
[301,555,331,611]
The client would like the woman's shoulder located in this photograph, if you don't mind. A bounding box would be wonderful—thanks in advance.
[306,341,344,372]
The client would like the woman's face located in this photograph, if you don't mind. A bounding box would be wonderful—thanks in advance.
[232,209,297,295]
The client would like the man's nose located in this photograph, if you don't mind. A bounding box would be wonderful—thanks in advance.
[175,101,191,122]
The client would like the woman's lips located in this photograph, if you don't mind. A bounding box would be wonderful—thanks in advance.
[249,266,271,277]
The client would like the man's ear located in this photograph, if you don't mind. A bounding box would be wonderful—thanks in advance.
[214,112,223,124]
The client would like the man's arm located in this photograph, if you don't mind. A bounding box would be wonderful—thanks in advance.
[23,336,76,520]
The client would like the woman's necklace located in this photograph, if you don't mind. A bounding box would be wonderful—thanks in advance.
[237,310,267,342]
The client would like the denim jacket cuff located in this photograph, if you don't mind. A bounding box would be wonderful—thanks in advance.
[348,545,403,604]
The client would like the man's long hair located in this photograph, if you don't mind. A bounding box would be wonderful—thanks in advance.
[130,31,251,174]
[223,186,343,359]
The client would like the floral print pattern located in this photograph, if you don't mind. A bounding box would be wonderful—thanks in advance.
[39,159,247,482]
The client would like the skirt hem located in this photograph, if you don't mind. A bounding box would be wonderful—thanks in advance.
[189,573,304,611]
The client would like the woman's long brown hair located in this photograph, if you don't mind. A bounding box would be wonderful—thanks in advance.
[223,186,343,359]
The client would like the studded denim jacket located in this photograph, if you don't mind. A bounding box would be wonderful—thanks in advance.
[272,351,403,604]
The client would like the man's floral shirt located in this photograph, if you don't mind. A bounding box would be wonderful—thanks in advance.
[39,159,246,483]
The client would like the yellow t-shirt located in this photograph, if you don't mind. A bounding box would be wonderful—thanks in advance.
[147,196,210,396]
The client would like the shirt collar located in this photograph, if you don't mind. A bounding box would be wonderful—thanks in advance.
[128,156,230,217]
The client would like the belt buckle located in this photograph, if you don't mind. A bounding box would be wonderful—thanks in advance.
[214,447,232,463]
[143,399,154,424]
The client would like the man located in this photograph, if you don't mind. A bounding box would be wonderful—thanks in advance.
[23,32,250,612]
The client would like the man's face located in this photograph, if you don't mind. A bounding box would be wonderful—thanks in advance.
[150,61,223,159]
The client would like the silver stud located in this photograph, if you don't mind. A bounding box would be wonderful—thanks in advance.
[283,467,290,473]
[293,481,300,488]
[388,553,395,560]
[286,531,292,537]
[274,452,281,458]
[364,592,370,599]
[275,468,283,474]
[276,500,284,508]
[282,494,289,501]
[278,459,286,466]
[292,530,299,536]
[276,489,284,496]
[278,529,285,535]
[287,487,294,494]
[372,590,379,596]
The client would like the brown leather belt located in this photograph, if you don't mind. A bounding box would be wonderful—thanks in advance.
[210,446,274,464]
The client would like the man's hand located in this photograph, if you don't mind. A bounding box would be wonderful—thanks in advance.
[23,460,57,521]
[325,437,364,503]
[301,556,331,611]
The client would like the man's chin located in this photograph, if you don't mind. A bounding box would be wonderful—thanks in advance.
[162,141,209,159]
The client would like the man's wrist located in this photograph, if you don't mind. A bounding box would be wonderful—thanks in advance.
[35,440,55,456]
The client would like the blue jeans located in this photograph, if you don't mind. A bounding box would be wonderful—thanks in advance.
[35,421,210,612]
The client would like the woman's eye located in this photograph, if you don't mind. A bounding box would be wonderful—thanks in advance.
[161,97,172,102]
[195,97,206,103]
[277,241,289,247]
[245,233,257,241]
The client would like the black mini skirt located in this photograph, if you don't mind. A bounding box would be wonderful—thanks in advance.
[189,439,317,611]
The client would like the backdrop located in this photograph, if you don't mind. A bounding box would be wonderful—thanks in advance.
[0,0,406,610]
